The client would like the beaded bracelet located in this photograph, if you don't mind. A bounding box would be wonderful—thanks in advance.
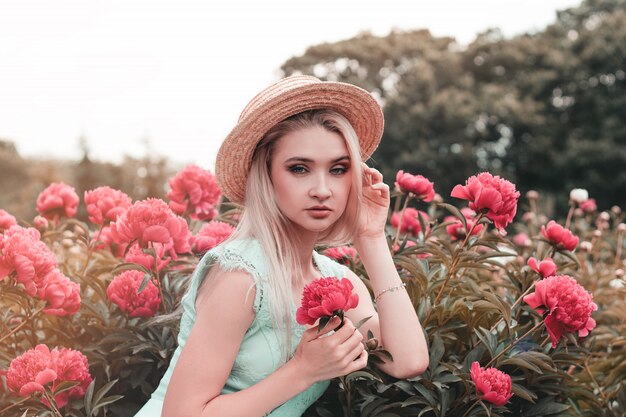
[374,282,407,302]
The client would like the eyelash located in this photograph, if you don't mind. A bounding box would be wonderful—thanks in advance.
[288,165,349,175]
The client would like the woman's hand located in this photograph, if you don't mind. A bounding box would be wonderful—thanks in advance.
[291,317,368,385]
[356,162,390,241]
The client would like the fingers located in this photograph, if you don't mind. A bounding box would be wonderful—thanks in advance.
[361,162,384,185]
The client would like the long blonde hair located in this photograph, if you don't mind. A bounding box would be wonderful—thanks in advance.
[224,109,363,364]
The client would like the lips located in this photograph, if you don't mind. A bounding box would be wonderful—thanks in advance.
[306,207,332,218]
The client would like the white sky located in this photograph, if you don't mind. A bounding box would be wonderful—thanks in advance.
[0,0,582,170]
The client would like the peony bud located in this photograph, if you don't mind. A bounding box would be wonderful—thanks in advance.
[526,190,539,200]
[593,230,602,238]
[33,215,49,231]
[599,211,610,221]
[618,223,626,233]
[611,205,622,216]
[580,241,593,252]
[616,269,624,278]
[569,188,589,203]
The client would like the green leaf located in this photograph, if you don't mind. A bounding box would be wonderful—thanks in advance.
[511,382,537,402]
[437,203,468,230]
[354,315,373,330]
[137,273,152,294]
[429,333,445,372]
[111,262,151,276]
[524,399,570,416]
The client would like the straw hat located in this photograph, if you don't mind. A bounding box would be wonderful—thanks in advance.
[215,75,384,204]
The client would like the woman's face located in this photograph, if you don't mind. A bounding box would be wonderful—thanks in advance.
[269,125,352,236]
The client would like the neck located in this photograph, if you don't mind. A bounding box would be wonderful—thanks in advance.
[291,233,319,285]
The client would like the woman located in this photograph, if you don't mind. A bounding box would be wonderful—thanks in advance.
[135,75,428,417]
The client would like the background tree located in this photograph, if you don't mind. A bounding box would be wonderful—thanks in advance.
[280,0,626,215]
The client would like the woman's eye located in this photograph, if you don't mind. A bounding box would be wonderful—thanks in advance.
[289,165,308,174]
[331,166,348,175]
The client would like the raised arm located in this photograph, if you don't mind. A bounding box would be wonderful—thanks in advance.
[346,163,429,379]
[162,267,368,417]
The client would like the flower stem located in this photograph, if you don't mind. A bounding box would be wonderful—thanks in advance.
[432,213,485,309]
[0,395,32,415]
[43,389,63,417]
[564,202,575,230]
[152,250,165,313]
[485,321,543,367]
[460,399,480,417]
[0,305,45,345]
[391,194,412,253]
[490,281,537,332]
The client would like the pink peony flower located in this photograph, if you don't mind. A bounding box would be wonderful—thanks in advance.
[112,198,191,259]
[523,275,597,348]
[395,171,435,202]
[444,208,483,241]
[296,277,359,326]
[512,232,532,248]
[390,208,429,236]
[6,344,91,408]
[323,246,357,266]
[124,242,171,272]
[0,209,17,231]
[451,172,520,230]
[579,198,597,213]
[470,361,513,407]
[49,348,92,408]
[189,221,235,254]
[40,269,81,316]
[167,165,221,221]
[0,226,58,297]
[6,344,58,397]
[84,186,132,225]
[527,257,557,278]
[107,270,161,317]
[36,182,80,221]
[541,221,579,252]
[92,225,128,258]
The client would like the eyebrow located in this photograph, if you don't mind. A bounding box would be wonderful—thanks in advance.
[284,155,350,164]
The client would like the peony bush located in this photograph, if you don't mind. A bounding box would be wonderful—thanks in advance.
[0,166,624,417]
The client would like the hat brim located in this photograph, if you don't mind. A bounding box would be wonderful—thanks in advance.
[216,80,384,204]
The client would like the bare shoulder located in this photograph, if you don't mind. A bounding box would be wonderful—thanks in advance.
[162,266,258,414]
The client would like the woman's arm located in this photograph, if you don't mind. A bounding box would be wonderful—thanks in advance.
[162,268,314,417]
[346,163,429,379]
[162,266,366,417]
[348,238,429,379]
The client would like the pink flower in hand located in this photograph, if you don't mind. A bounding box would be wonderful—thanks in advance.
[541,221,579,251]
[84,186,132,225]
[107,270,161,317]
[167,165,221,220]
[470,362,513,407]
[36,182,79,221]
[527,257,557,278]
[296,277,359,327]
[395,171,435,202]
[523,275,597,348]
[451,172,520,230]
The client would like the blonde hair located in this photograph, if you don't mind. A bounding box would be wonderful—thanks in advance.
[224,109,363,365]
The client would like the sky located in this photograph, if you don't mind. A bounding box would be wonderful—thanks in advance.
[0,0,583,170]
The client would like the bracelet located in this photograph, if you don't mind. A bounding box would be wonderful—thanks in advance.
[374,282,407,302]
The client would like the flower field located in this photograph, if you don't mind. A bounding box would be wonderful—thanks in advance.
[0,166,624,417]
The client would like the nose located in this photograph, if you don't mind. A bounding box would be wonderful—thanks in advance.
[309,173,332,200]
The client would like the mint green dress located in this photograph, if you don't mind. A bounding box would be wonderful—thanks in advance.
[134,238,347,416]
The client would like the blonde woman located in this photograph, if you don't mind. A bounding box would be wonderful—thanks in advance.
[134,76,429,417]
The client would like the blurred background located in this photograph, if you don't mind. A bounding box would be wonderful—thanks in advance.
[1,0,624,221]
